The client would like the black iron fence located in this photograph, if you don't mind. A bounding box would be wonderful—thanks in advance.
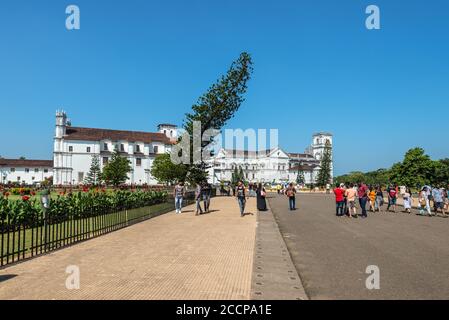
[1,192,198,267]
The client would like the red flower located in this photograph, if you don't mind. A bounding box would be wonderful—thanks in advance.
[22,195,30,201]
[31,191,36,196]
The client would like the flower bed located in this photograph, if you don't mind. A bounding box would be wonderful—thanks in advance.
[0,189,168,225]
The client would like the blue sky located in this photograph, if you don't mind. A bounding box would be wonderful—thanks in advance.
[0,0,448,175]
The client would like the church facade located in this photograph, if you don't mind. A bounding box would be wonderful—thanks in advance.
[1,111,333,186]
[206,132,333,185]
[53,111,177,185]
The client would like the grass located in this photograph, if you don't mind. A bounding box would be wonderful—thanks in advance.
[0,200,182,266]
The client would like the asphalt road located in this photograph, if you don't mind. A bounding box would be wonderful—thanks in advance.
[268,193,449,300]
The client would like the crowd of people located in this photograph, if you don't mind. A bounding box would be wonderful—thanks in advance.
[333,183,449,218]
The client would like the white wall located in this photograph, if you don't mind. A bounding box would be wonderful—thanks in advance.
[0,166,53,185]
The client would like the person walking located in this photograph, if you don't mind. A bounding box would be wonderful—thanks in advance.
[173,181,185,214]
[432,186,447,217]
[256,183,267,211]
[403,187,412,214]
[345,183,358,218]
[358,182,369,218]
[444,188,449,213]
[195,183,203,216]
[368,186,376,212]
[418,187,430,216]
[387,185,398,213]
[236,181,246,217]
[202,182,211,213]
[285,183,296,211]
[375,186,384,212]
[333,183,345,217]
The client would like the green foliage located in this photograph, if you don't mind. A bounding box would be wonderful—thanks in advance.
[434,159,449,187]
[389,148,435,187]
[85,154,102,186]
[182,52,254,184]
[150,153,188,185]
[102,150,132,186]
[316,140,332,187]
[296,168,305,185]
[335,147,448,188]
[1,190,168,225]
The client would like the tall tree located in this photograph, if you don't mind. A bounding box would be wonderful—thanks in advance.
[182,52,254,184]
[389,148,435,188]
[151,153,188,185]
[238,166,245,183]
[85,154,102,185]
[315,140,332,187]
[434,159,449,187]
[296,166,305,185]
[102,150,132,187]
[231,167,239,186]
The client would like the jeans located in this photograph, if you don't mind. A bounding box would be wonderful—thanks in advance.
[196,198,203,214]
[336,201,345,216]
[359,197,368,217]
[375,196,383,210]
[203,195,210,212]
[175,196,183,212]
[238,197,246,216]
[289,197,296,210]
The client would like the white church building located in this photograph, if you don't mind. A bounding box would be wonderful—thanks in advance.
[1,111,332,186]
[207,132,333,185]
[53,111,177,185]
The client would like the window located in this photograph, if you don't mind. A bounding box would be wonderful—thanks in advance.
[69,146,73,152]
[153,146,159,154]
[34,168,39,173]
[11,168,15,172]
[136,158,142,166]
[44,169,48,173]
[170,130,173,137]
[136,145,141,152]
[120,144,125,152]
[17,177,20,181]
[103,143,108,151]
[87,147,91,153]
[78,172,84,182]
[103,157,109,165]
[25,168,30,173]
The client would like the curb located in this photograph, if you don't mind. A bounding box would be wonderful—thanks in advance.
[250,198,308,300]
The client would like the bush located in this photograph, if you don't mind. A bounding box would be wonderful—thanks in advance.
[0,189,168,224]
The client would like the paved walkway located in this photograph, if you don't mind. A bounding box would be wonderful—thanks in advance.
[0,197,256,300]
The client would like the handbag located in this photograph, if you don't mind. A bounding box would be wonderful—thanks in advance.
[261,190,266,197]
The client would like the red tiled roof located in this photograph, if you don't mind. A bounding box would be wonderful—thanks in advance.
[64,127,173,144]
[0,159,53,167]
[288,164,317,172]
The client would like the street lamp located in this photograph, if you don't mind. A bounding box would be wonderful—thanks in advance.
[40,188,51,250]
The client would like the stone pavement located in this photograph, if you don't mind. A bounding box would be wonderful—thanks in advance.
[0,197,257,300]
[251,198,308,300]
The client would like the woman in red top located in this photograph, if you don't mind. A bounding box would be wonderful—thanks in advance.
[334,183,345,216]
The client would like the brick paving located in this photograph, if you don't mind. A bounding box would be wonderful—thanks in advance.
[0,197,257,300]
